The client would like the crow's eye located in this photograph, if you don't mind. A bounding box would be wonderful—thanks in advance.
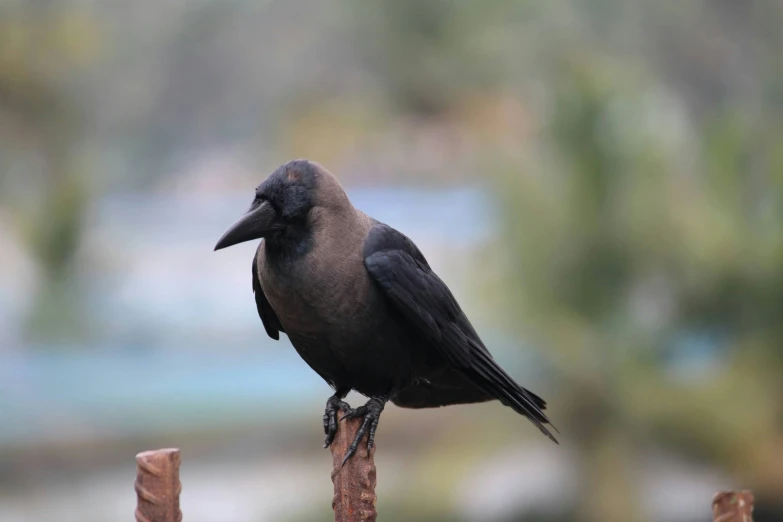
[256,194,281,214]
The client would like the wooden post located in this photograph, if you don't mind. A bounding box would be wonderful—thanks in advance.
[135,448,183,522]
[330,417,378,522]
[713,491,754,522]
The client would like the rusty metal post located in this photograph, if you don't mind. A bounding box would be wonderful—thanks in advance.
[135,448,183,522]
[330,417,378,522]
[713,491,754,522]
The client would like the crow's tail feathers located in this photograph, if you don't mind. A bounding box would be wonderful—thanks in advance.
[468,346,559,444]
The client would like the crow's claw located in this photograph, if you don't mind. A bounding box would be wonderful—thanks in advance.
[339,405,366,422]
[340,397,385,466]
[323,394,351,448]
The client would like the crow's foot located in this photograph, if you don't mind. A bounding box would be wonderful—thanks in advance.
[323,393,351,449]
[339,396,386,466]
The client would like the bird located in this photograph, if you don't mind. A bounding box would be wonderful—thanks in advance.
[214,159,557,464]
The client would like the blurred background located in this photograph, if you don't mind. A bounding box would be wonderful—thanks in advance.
[1,0,782,521]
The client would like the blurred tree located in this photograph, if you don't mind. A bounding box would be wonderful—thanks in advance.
[344,0,517,115]
[493,41,783,522]
[0,3,101,343]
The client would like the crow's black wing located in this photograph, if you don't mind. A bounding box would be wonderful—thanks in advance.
[252,253,285,340]
[391,367,495,408]
[363,223,557,442]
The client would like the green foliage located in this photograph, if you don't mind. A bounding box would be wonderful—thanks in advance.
[489,6,783,517]
[0,3,99,342]
[343,0,527,114]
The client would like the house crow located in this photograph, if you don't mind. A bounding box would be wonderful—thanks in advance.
[214,159,557,463]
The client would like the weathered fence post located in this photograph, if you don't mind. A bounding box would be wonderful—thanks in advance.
[330,417,378,522]
[713,491,754,522]
[135,448,183,522]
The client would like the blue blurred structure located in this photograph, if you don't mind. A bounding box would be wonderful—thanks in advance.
[0,186,505,450]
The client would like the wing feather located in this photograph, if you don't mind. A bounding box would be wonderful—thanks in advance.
[364,224,557,442]
[252,253,285,340]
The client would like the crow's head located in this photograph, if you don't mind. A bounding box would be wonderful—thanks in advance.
[214,159,348,251]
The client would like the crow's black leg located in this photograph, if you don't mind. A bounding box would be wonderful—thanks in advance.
[339,396,387,466]
[323,388,351,449]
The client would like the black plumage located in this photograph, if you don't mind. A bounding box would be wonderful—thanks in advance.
[215,159,557,462]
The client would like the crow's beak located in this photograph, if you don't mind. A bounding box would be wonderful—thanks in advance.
[214,200,278,251]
